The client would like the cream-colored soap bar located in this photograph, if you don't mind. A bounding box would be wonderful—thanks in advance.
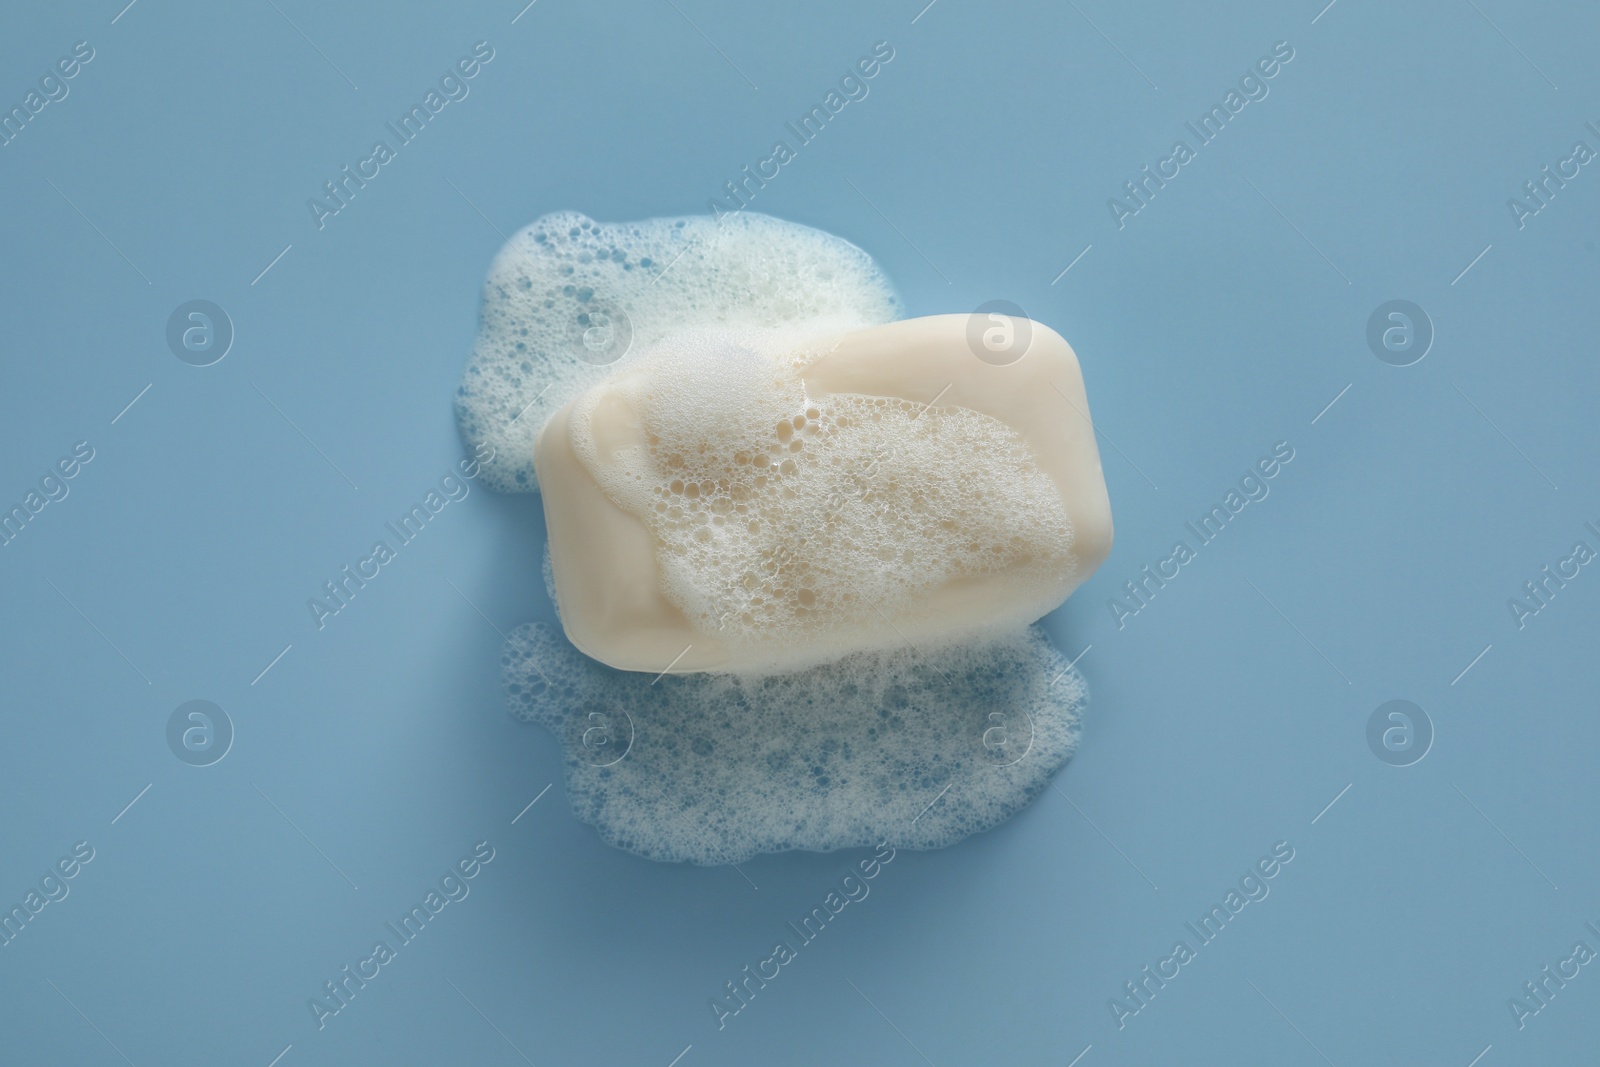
[535,314,1112,674]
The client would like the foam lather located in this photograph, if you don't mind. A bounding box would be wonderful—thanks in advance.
[456,211,1112,862]
[503,620,1086,864]
[455,211,898,493]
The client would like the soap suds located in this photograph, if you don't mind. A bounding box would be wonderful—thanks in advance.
[460,211,1089,863]
[455,211,899,492]
[503,620,1084,864]
[570,326,1077,669]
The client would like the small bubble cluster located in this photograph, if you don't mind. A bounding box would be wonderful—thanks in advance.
[502,620,1086,864]
[454,211,899,492]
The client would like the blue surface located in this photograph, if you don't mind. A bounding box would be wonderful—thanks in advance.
[2,0,1597,1064]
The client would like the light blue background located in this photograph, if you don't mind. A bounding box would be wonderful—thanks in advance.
[2,0,1597,1064]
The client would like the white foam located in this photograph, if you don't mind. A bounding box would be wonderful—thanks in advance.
[502,620,1085,864]
[463,211,1093,862]
[455,211,899,492]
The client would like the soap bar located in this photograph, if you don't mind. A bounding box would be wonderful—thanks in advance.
[535,314,1113,674]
